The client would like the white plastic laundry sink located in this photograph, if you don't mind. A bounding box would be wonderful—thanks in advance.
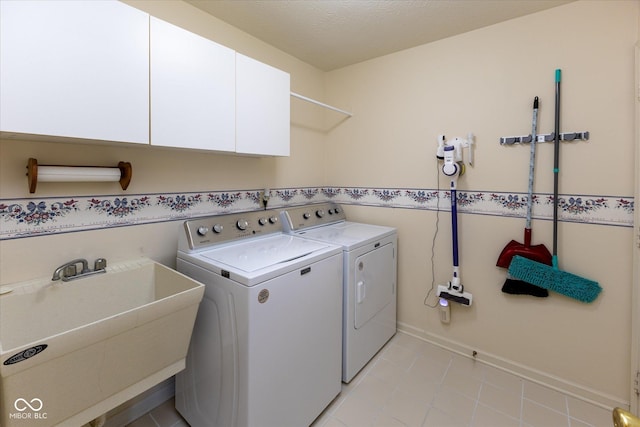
[0,258,204,427]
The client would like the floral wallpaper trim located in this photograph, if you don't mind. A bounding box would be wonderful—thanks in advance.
[0,187,633,240]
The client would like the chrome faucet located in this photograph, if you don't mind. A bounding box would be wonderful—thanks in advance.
[52,258,107,282]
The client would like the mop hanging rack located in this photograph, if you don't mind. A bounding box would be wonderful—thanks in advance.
[500,131,589,145]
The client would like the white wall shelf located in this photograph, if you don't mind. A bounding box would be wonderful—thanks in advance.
[290,92,353,117]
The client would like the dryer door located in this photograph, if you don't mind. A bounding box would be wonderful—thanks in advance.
[354,243,395,329]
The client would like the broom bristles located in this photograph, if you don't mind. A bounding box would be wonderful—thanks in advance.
[508,255,602,303]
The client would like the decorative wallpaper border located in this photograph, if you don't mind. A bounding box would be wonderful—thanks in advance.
[0,187,634,240]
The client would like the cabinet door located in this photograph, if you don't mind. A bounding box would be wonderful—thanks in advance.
[150,18,235,152]
[236,54,290,156]
[0,1,149,144]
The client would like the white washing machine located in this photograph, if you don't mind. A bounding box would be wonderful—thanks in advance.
[282,202,397,383]
[175,209,343,427]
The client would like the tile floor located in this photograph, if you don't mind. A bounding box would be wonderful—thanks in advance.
[127,331,614,427]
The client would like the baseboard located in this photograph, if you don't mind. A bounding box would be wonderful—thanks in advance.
[103,377,175,427]
[397,322,628,411]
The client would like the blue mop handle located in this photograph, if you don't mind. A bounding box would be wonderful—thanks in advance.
[451,186,459,268]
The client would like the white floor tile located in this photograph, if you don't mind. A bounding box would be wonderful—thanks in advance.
[369,357,410,387]
[482,365,523,393]
[124,332,617,427]
[382,388,430,427]
[523,381,568,414]
[423,406,469,427]
[478,382,522,420]
[448,354,486,382]
[373,412,408,427]
[522,399,570,427]
[432,387,478,426]
[382,341,419,369]
[472,403,520,427]
[407,355,449,383]
[395,371,440,403]
[315,418,349,427]
[332,393,382,427]
[566,396,613,427]
[442,369,483,400]
[349,374,396,408]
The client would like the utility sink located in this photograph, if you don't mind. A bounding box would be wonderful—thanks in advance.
[0,258,204,427]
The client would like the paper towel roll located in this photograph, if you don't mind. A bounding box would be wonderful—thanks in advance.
[37,166,122,182]
[27,158,132,193]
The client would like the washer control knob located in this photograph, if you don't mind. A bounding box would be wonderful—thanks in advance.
[197,226,209,236]
[316,209,325,218]
[303,212,311,219]
[334,207,341,214]
[258,217,267,226]
[212,224,223,233]
[269,216,279,224]
[236,219,249,230]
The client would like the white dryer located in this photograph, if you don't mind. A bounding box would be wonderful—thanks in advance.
[175,209,343,427]
[282,203,397,383]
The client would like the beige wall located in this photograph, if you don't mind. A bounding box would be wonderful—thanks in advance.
[0,0,328,281]
[0,0,637,411]
[325,0,638,407]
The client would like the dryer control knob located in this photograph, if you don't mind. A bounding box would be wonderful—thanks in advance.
[303,212,311,219]
[236,219,249,230]
[334,207,341,214]
[212,224,223,233]
[197,226,209,236]
[316,209,325,218]
[269,216,279,224]
[258,217,267,226]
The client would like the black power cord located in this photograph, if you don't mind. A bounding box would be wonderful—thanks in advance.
[424,159,441,309]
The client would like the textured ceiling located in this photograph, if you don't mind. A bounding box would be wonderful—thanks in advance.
[186,0,574,71]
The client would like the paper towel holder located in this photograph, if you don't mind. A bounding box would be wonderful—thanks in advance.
[26,158,132,193]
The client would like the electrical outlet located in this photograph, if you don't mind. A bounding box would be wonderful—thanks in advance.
[438,298,450,323]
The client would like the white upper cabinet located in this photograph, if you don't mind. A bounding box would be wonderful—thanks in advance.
[0,1,149,144]
[236,53,290,156]
[150,18,236,152]
[1,2,290,156]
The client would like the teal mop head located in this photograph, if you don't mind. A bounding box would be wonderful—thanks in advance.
[508,255,601,303]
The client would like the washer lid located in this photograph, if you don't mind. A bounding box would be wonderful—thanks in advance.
[298,222,396,250]
[200,234,331,273]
